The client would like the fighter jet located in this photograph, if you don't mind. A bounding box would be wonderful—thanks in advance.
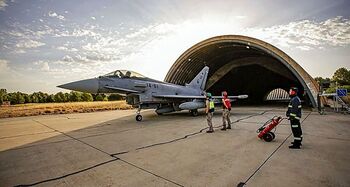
[58,66,248,121]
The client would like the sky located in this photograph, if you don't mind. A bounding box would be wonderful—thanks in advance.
[0,0,349,93]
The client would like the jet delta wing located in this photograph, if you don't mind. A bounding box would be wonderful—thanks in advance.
[58,66,248,121]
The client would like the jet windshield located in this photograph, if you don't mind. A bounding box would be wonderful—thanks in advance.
[104,70,146,79]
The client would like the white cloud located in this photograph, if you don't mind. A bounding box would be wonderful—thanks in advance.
[48,11,57,17]
[235,16,246,19]
[62,55,74,63]
[0,59,10,72]
[16,39,45,48]
[296,46,312,51]
[0,0,8,11]
[56,46,78,52]
[48,11,65,21]
[246,16,350,50]
[34,60,50,71]
[13,49,26,54]
[53,28,100,38]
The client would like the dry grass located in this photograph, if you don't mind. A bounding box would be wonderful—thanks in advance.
[0,101,133,118]
[341,95,350,104]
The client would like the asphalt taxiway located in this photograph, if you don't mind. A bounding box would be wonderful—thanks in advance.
[0,107,349,186]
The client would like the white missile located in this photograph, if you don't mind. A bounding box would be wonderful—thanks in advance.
[179,101,205,110]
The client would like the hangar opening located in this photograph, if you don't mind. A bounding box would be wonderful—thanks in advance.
[165,35,319,107]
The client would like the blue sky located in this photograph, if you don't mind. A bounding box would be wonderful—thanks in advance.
[0,0,349,93]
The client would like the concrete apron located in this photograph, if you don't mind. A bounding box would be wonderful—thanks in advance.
[0,107,349,187]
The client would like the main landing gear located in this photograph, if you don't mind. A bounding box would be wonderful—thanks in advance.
[190,109,198,116]
[136,106,142,121]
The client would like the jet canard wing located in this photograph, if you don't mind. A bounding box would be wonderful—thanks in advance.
[104,85,139,94]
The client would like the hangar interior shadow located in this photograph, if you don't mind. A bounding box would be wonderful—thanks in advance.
[165,41,313,107]
[209,64,301,105]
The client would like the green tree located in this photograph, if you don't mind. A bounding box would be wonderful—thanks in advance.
[7,92,25,104]
[95,94,104,101]
[332,67,350,85]
[24,93,31,103]
[69,91,81,102]
[64,93,70,102]
[6,93,16,104]
[46,94,55,103]
[0,89,7,103]
[103,96,108,101]
[17,92,25,104]
[30,93,39,103]
[314,77,331,85]
[54,92,64,102]
[81,93,93,102]
[108,94,123,101]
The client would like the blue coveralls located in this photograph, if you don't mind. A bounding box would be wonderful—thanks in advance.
[286,96,303,146]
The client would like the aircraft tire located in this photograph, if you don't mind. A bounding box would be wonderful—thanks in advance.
[136,115,142,121]
[190,109,198,116]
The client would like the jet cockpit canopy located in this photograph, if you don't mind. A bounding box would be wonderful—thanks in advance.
[104,70,146,79]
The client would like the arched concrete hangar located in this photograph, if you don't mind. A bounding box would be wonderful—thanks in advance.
[165,35,319,107]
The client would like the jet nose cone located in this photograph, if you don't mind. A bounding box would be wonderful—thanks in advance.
[58,78,99,93]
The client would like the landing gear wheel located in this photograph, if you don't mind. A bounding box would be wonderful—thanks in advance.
[270,132,276,140]
[263,132,274,142]
[190,109,198,116]
[136,114,142,121]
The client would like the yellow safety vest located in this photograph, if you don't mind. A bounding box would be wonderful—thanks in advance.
[209,100,215,109]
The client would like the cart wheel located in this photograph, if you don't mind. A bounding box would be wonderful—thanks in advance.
[263,132,274,142]
[270,132,275,140]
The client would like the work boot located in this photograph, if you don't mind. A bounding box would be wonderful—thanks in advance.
[291,142,302,146]
[289,144,301,149]
[206,130,214,133]
[221,127,226,131]
[227,125,231,129]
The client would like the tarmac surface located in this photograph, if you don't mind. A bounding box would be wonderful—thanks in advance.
[0,106,349,187]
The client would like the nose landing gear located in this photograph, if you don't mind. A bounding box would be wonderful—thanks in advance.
[136,106,142,121]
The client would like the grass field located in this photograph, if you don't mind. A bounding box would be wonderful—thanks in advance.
[0,101,133,118]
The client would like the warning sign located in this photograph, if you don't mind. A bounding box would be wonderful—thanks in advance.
[337,89,348,97]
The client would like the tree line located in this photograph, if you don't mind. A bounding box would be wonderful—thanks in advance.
[0,90,124,105]
[1,67,348,105]
[314,67,350,93]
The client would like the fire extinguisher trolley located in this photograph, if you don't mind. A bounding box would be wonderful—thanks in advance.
[257,116,286,142]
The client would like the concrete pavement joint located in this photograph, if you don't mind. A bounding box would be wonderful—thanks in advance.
[14,110,273,187]
[13,158,119,187]
[6,126,144,152]
[117,157,185,187]
[29,119,184,187]
[111,110,273,156]
[0,130,56,139]
[238,112,312,187]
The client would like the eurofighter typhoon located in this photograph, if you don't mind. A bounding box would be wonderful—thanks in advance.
[58,66,247,121]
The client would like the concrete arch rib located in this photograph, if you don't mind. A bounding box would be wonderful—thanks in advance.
[165,35,319,107]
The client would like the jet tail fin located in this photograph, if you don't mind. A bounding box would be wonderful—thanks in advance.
[186,66,209,91]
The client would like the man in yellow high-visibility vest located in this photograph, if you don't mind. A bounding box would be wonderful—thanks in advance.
[206,92,215,133]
